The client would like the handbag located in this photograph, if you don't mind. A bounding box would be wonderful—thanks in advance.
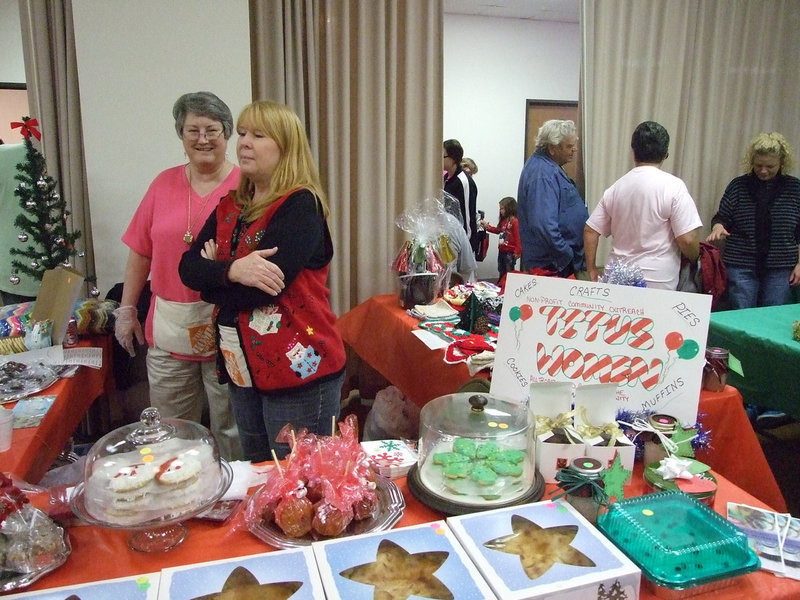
[152,296,215,357]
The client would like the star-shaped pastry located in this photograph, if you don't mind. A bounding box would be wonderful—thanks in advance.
[340,539,454,600]
[602,452,631,501]
[192,566,302,599]
[484,514,595,579]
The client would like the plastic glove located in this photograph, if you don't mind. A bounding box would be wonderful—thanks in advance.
[113,305,145,357]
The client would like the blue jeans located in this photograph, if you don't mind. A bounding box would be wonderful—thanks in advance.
[497,251,517,278]
[725,265,792,309]
[229,371,344,462]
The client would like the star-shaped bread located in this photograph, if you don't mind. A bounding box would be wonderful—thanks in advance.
[484,514,595,579]
[192,566,302,599]
[340,539,454,600]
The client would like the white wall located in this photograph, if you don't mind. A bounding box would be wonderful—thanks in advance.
[0,1,25,83]
[71,0,251,294]
[443,14,580,280]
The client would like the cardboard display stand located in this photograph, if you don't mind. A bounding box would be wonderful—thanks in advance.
[30,266,85,345]
[491,274,712,425]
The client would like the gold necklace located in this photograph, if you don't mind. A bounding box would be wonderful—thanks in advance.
[184,165,221,244]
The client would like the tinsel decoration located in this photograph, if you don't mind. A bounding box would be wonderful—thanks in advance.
[616,408,712,460]
[600,259,647,287]
[9,116,82,281]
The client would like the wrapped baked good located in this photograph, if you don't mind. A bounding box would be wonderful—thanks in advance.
[0,473,68,575]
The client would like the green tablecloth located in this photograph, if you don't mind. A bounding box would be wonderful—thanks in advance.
[708,304,800,419]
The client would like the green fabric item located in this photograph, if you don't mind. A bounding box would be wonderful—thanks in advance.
[0,143,41,297]
[708,304,800,419]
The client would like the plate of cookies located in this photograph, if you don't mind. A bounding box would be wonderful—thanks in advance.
[0,361,58,404]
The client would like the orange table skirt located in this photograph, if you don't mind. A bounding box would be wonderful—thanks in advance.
[337,294,787,512]
[22,468,800,599]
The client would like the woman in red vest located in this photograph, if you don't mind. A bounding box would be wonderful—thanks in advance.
[179,100,345,461]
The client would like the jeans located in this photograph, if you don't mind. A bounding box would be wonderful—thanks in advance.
[229,371,344,462]
[497,251,517,278]
[725,265,792,309]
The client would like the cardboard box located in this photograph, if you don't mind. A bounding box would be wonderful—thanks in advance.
[530,381,585,484]
[313,520,497,599]
[447,499,641,600]
[157,547,324,599]
[574,383,635,482]
[9,572,160,599]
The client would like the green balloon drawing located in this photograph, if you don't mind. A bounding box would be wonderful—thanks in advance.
[677,338,699,360]
[509,306,522,321]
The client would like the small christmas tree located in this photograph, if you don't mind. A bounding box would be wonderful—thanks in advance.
[9,116,81,283]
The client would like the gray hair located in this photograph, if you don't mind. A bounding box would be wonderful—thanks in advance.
[172,92,234,139]
[535,119,576,151]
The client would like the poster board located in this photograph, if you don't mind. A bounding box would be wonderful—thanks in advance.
[490,274,712,425]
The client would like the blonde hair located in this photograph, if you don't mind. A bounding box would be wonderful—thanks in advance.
[743,132,794,174]
[234,100,328,221]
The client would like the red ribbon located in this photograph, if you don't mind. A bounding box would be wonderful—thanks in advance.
[10,118,42,141]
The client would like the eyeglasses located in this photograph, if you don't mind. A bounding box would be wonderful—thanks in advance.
[183,127,224,141]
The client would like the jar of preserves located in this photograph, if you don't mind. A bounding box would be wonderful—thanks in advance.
[557,456,605,524]
[642,413,678,466]
[702,347,729,392]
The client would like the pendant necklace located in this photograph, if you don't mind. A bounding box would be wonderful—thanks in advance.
[184,165,217,244]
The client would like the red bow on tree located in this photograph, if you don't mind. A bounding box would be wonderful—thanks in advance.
[10,117,42,141]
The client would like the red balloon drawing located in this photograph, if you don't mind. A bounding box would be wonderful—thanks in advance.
[519,304,533,321]
[665,331,684,351]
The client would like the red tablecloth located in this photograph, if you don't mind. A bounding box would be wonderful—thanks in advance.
[1,336,113,483]
[336,294,787,512]
[19,469,800,598]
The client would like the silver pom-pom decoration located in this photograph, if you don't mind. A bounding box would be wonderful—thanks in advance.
[62,260,72,268]
[17,233,28,243]
[37,177,48,190]
[25,200,36,209]
[78,251,85,258]
[52,192,60,201]
[9,274,20,286]
[30,260,40,269]
[54,236,65,245]
[89,287,100,298]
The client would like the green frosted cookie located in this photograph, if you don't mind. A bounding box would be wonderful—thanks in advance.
[476,442,500,460]
[433,452,471,466]
[453,438,476,458]
[488,460,523,477]
[496,449,526,464]
[443,462,472,479]
[470,465,498,486]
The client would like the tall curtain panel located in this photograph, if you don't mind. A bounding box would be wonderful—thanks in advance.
[582,0,800,267]
[18,0,94,291]
[250,0,443,315]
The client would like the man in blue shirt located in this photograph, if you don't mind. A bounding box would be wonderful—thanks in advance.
[517,120,588,276]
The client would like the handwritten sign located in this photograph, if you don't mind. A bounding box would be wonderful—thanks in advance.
[490,273,712,425]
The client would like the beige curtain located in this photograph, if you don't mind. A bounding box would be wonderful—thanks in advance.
[18,0,94,293]
[582,0,800,266]
[250,0,443,315]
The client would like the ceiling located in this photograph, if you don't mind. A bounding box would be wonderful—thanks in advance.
[443,0,580,23]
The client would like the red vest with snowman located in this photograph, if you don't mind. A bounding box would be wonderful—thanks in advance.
[214,190,345,392]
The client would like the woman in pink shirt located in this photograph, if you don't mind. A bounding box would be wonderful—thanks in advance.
[114,92,242,460]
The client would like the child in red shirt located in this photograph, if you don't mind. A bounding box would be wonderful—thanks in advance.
[480,196,521,279]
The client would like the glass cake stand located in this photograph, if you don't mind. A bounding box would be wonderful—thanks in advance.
[69,460,232,553]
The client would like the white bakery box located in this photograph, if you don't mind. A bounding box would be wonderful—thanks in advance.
[312,520,498,599]
[7,572,160,599]
[157,547,324,599]
[447,499,641,600]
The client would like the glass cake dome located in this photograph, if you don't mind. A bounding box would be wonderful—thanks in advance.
[407,392,543,514]
[69,407,232,551]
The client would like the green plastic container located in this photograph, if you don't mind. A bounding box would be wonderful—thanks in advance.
[597,490,760,598]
